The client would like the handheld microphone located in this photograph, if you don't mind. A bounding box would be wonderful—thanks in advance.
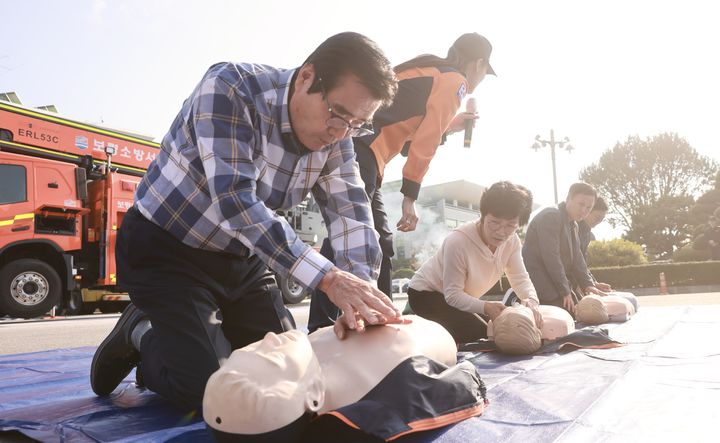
[463,97,477,148]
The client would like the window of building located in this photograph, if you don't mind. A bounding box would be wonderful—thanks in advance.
[0,164,27,204]
[445,218,458,228]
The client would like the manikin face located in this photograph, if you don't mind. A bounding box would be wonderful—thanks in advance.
[289,64,381,150]
[565,193,596,222]
[480,214,520,249]
[584,209,607,228]
[239,330,314,380]
[203,330,324,435]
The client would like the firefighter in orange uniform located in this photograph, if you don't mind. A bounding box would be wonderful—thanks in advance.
[309,33,496,332]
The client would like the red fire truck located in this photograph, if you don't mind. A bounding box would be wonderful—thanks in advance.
[0,99,160,318]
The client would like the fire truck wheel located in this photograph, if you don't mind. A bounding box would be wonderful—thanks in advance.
[277,275,309,304]
[0,259,62,319]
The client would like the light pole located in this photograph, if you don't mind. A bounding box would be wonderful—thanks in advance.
[531,129,574,204]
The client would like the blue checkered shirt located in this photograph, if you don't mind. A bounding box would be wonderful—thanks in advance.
[135,62,380,289]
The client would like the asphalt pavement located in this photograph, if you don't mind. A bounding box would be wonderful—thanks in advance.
[2,291,719,356]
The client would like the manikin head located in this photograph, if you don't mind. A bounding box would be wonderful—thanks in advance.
[576,294,635,324]
[489,305,542,354]
[488,305,575,355]
[203,330,324,440]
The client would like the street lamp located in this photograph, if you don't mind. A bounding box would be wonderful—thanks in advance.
[531,129,574,204]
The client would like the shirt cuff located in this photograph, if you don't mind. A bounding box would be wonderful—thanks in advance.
[400,178,421,201]
[289,247,334,290]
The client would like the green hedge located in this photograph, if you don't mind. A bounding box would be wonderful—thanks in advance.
[591,261,720,289]
[482,261,720,295]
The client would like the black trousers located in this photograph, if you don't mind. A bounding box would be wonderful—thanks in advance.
[407,288,488,343]
[307,141,393,333]
[116,207,295,411]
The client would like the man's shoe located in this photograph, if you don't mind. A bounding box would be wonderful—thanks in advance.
[90,303,146,396]
[502,288,520,307]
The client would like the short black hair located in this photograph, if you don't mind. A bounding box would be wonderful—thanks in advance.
[592,196,608,212]
[480,181,533,226]
[567,182,597,199]
[303,32,397,107]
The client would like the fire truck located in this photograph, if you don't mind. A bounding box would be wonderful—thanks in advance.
[0,97,160,318]
[0,96,326,318]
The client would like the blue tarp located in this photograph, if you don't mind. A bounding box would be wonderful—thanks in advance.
[1,306,719,442]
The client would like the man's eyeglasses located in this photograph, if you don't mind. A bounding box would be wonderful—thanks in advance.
[318,77,374,138]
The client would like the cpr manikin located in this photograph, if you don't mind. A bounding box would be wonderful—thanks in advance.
[203,316,481,441]
[488,305,575,354]
[576,294,635,324]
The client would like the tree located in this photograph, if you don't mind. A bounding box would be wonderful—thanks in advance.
[690,171,720,255]
[673,244,711,262]
[580,133,717,232]
[624,195,695,259]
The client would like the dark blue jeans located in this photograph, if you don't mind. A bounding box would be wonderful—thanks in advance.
[116,207,295,411]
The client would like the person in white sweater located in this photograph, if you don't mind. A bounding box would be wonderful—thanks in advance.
[408,181,542,343]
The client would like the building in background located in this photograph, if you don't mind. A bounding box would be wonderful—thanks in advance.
[382,179,486,261]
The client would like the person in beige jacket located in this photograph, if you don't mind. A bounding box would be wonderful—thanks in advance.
[408,181,542,343]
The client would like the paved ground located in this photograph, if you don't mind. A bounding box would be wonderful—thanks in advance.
[1,292,718,356]
[636,291,720,306]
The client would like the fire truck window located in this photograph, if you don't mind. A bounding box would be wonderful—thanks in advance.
[0,164,27,204]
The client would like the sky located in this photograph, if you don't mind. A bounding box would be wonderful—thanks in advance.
[2,0,718,240]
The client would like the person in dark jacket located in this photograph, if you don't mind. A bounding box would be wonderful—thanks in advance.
[522,183,607,314]
[577,196,612,291]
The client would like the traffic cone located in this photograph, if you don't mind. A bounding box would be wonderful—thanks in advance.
[659,272,668,295]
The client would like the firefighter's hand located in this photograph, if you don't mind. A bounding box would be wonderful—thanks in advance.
[447,112,478,134]
[397,196,419,232]
[319,268,402,338]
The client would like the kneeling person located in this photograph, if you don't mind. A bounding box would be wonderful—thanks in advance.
[408,181,542,343]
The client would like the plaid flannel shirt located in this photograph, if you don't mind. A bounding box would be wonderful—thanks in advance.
[135,62,380,289]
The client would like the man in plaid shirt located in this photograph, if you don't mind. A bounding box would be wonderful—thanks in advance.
[90,32,401,410]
